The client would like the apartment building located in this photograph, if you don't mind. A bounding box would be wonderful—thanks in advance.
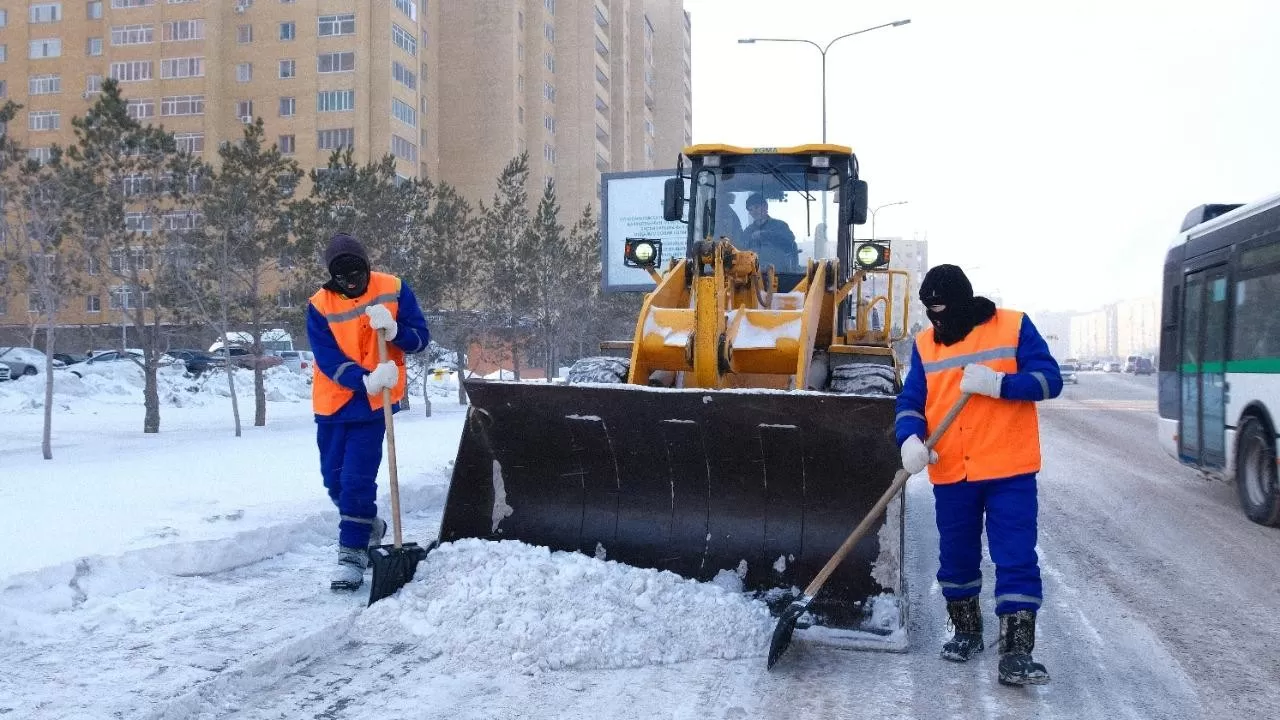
[436,0,691,216]
[0,0,438,180]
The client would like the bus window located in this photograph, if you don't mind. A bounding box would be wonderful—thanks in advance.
[1233,267,1280,363]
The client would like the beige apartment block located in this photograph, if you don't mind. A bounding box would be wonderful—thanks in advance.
[437,0,691,216]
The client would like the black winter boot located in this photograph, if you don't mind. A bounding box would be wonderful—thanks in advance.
[997,610,1050,686]
[940,597,984,662]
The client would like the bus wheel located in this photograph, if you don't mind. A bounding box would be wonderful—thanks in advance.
[1235,416,1280,527]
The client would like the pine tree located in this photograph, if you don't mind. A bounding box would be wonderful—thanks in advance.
[477,155,533,379]
[525,180,568,379]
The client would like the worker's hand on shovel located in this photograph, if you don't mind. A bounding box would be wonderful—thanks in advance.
[900,435,937,475]
[363,361,397,395]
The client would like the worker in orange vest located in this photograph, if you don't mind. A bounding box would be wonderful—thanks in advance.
[307,233,430,591]
[895,264,1062,686]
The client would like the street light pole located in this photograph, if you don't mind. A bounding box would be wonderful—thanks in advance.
[739,19,910,259]
[870,200,909,241]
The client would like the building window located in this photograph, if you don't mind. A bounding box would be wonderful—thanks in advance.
[236,63,252,82]
[160,57,203,79]
[317,128,355,150]
[317,51,355,73]
[0,45,6,62]
[110,60,152,82]
[595,37,609,60]
[124,212,153,234]
[163,19,204,41]
[517,74,524,92]
[517,106,524,123]
[86,295,102,313]
[392,24,416,55]
[392,98,416,127]
[517,42,524,61]
[28,147,54,164]
[0,80,5,98]
[544,115,556,134]
[392,61,416,90]
[30,39,63,59]
[83,75,103,93]
[595,67,609,89]
[112,0,156,7]
[317,89,355,112]
[543,144,556,164]
[545,53,555,73]
[318,14,355,37]
[126,98,155,119]
[161,94,204,116]
[30,4,63,24]
[237,25,253,43]
[87,38,103,56]
[394,0,417,21]
[29,111,61,131]
[279,22,295,40]
[544,82,555,102]
[390,134,418,163]
[595,6,608,28]
[278,59,296,78]
[87,3,103,19]
[87,255,100,276]
[279,97,295,116]
[518,11,524,29]
[278,134,295,155]
[236,100,253,121]
[595,95,609,115]
[174,132,203,154]
[111,24,154,45]
[28,75,62,95]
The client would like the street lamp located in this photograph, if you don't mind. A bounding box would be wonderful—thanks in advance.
[738,19,910,144]
[870,200,909,241]
[739,20,911,260]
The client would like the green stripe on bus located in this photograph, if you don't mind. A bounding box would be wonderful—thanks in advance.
[1180,358,1280,374]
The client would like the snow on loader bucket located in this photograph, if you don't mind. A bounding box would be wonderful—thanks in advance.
[437,377,909,649]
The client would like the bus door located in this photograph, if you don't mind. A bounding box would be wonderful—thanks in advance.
[1179,266,1229,467]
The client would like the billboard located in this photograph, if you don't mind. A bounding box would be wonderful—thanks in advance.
[600,169,688,292]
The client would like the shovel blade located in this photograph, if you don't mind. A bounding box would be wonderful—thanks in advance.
[367,542,431,606]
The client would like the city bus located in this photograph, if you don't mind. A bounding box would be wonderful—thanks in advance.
[1157,192,1280,526]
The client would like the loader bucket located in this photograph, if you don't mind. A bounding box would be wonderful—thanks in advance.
[438,378,907,642]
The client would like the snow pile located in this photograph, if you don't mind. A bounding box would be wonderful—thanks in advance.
[357,538,775,672]
[0,363,312,412]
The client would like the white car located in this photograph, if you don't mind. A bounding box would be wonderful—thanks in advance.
[277,350,315,374]
[69,350,177,378]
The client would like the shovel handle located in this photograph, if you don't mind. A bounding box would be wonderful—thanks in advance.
[800,393,972,598]
[377,331,403,549]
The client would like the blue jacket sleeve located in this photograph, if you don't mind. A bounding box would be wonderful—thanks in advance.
[392,281,431,355]
[306,303,368,392]
[894,342,929,446]
[1000,315,1063,401]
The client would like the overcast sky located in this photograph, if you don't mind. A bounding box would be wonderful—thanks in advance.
[682,0,1280,313]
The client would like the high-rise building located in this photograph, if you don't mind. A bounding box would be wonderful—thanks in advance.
[0,0,437,180]
[885,236,928,334]
[436,0,691,215]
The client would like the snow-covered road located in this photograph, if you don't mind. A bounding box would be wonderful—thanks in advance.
[2,371,1277,718]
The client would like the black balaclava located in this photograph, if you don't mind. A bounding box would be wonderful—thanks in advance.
[918,264,997,346]
[322,233,371,299]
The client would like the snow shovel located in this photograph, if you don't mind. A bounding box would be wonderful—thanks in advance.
[368,330,430,606]
[766,393,972,669]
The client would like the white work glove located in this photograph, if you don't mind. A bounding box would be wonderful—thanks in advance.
[365,304,398,341]
[900,435,937,475]
[959,363,1004,398]
[362,361,398,395]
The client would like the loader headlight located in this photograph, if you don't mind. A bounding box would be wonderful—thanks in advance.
[624,238,662,268]
[854,242,890,269]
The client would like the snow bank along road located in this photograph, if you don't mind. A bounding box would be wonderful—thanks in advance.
[3,373,1278,718]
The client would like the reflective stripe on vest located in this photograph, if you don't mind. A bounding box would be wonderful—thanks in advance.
[309,271,407,416]
[915,309,1041,484]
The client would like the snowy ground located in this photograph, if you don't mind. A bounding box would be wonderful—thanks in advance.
[1,368,1277,718]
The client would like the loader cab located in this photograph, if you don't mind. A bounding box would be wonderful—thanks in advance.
[663,144,868,292]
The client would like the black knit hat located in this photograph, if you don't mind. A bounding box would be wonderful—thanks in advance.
[323,233,368,273]
[919,264,973,307]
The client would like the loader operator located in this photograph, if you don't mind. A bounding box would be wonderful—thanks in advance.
[307,233,430,591]
[741,192,799,273]
[894,263,1061,687]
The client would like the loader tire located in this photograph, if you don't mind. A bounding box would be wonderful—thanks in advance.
[566,356,630,384]
[829,363,898,397]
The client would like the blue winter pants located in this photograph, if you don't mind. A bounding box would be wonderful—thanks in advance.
[933,474,1042,615]
[317,420,384,549]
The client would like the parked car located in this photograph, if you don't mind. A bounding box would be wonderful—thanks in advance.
[277,350,314,374]
[1134,357,1154,376]
[1060,362,1079,384]
[68,350,143,378]
[163,349,218,375]
[53,352,88,366]
[1106,361,1121,373]
[211,346,283,370]
[0,347,66,378]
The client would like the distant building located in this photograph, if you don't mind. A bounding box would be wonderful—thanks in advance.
[1033,311,1073,360]
[885,236,928,334]
[1068,294,1159,360]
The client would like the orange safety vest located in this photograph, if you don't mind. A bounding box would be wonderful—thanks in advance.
[309,271,407,416]
[915,308,1041,484]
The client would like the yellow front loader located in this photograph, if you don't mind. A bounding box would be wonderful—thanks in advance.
[438,144,915,648]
